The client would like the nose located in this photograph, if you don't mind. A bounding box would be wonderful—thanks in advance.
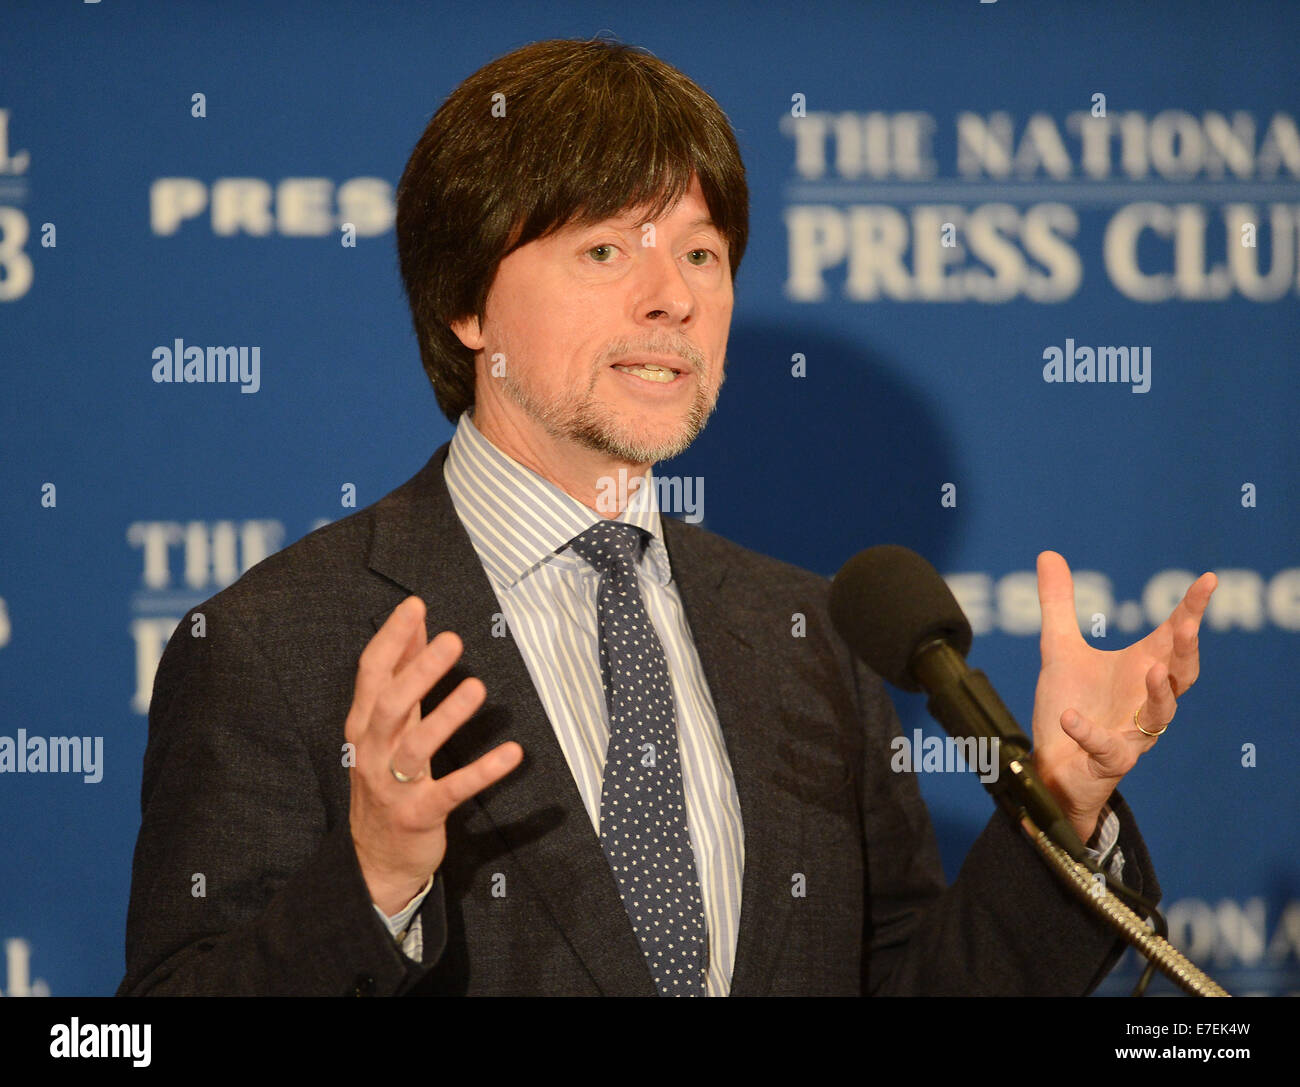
[636,246,695,326]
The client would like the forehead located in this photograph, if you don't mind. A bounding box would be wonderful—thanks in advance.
[562,178,721,234]
[576,212,719,235]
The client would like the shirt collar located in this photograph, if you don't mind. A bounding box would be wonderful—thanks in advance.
[443,410,671,589]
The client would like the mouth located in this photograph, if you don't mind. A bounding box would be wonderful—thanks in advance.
[609,355,691,384]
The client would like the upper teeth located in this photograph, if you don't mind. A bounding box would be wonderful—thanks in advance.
[615,364,676,382]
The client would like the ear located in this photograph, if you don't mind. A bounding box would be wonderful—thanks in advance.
[450,313,484,351]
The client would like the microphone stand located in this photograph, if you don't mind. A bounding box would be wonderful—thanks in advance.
[1016,809,1229,997]
[912,638,1230,996]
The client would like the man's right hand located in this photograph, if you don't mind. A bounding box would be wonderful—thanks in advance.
[346,595,523,916]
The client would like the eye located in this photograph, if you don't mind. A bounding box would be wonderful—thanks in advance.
[587,244,617,262]
[686,248,717,266]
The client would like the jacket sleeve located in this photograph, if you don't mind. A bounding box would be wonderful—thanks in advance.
[117,603,448,996]
[851,656,1160,996]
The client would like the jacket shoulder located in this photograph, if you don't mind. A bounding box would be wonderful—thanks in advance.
[192,452,443,628]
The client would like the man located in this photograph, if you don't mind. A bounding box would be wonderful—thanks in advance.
[118,38,1215,996]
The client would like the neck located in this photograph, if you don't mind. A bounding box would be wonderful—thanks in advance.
[471,403,651,517]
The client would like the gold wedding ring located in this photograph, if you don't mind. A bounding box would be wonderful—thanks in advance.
[389,758,428,784]
[1134,706,1169,738]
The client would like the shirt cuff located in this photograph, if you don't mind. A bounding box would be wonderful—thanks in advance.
[373,873,435,945]
[1081,804,1125,882]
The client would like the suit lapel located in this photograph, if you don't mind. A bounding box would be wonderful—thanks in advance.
[660,517,804,998]
[366,445,654,996]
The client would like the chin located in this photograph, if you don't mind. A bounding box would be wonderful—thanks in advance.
[572,415,702,465]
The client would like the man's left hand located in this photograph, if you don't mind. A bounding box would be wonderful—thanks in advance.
[1030,551,1217,843]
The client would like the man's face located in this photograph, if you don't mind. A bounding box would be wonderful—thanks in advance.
[452,175,732,473]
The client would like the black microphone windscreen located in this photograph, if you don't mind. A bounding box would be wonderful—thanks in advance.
[829,544,973,691]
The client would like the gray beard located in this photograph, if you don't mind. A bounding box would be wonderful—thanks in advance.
[500,364,724,465]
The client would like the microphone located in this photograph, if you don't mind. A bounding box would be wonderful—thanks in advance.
[829,545,1092,864]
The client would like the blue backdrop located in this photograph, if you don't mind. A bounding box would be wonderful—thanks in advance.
[2,0,1297,997]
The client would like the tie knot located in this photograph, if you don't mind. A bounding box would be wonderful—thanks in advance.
[568,520,646,576]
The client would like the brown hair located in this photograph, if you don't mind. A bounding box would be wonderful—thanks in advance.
[395,36,750,423]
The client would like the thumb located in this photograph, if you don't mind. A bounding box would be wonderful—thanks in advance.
[1060,708,1128,776]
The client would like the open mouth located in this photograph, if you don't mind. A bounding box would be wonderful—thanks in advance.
[611,362,680,383]
[610,356,690,384]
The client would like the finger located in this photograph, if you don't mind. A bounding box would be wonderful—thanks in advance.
[1142,574,1214,701]
[1139,660,1178,734]
[1166,571,1217,633]
[1037,551,1081,654]
[393,601,431,673]
[367,609,432,745]
[1059,708,1130,775]
[1167,616,1201,696]
[370,630,465,745]
[391,676,487,770]
[347,596,426,742]
[431,741,524,815]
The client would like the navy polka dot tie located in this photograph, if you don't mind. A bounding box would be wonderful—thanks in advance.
[568,520,707,997]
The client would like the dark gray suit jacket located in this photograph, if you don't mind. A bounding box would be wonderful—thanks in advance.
[118,443,1158,996]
